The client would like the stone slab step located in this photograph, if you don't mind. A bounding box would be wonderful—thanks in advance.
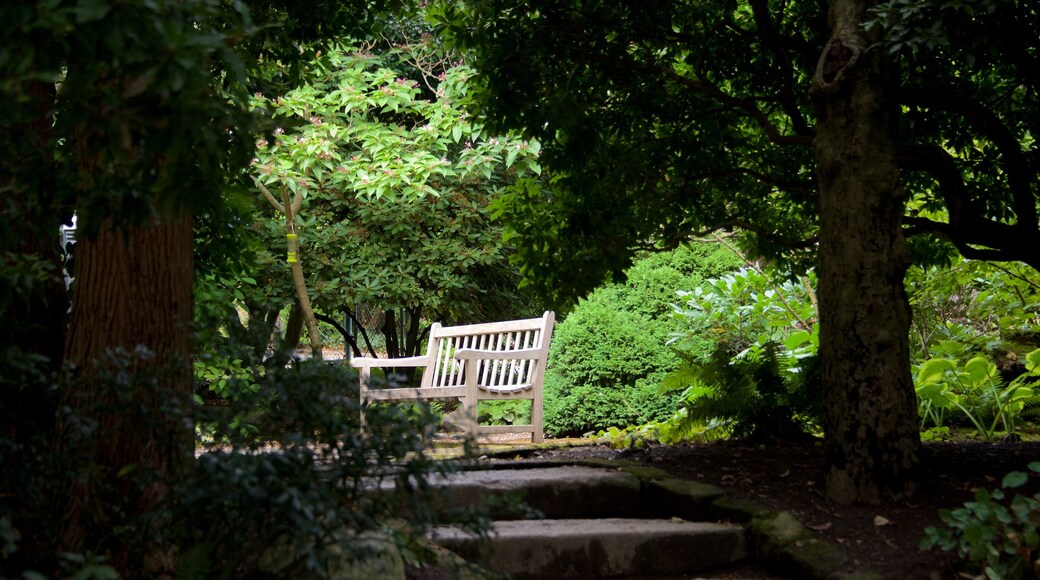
[385,465,647,519]
[431,517,748,579]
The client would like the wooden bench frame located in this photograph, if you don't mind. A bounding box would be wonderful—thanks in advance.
[350,311,555,443]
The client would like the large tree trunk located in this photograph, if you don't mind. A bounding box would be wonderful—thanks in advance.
[810,0,920,504]
[60,211,195,570]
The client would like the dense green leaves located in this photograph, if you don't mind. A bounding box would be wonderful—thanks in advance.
[432,0,823,304]
[434,0,1040,300]
[542,242,742,435]
[922,462,1040,579]
[662,266,822,441]
[249,43,542,356]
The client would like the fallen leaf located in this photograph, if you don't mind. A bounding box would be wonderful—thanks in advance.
[808,522,833,531]
[874,515,892,527]
[779,469,791,478]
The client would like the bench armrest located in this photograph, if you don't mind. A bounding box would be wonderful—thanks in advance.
[454,348,543,361]
[350,356,431,369]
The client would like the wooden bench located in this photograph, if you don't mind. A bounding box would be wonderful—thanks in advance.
[350,311,555,443]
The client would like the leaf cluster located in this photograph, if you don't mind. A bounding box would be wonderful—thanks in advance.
[432,0,824,304]
[923,462,1040,580]
[661,266,821,441]
[433,0,1040,304]
[915,349,1040,440]
[907,258,1040,358]
[1,327,487,577]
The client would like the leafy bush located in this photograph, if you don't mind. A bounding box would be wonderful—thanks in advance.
[542,242,741,436]
[2,322,483,578]
[915,348,1040,440]
[661,267,821,441]
[544,379,680,437]
[478,400,530,426]
[907,259,1040,359]
[922,462,1040,580]
[249,43,540,360]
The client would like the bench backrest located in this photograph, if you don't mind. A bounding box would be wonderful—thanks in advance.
[421,311,555,393]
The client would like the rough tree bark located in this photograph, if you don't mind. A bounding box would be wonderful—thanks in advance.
[810,0,921,504]
[60,211,195,569]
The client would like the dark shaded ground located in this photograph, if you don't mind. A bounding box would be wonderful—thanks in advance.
[524,439,1040,579]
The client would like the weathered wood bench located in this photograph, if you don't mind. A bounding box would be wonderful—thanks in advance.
[350,311,555,443]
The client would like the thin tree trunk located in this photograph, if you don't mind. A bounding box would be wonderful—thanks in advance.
[810,0,920,504]
[256,181,322,361]
[60,211,195,570]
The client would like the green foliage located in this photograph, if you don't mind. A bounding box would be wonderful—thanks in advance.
[478,400,530,426]
[544,380,680,438]
[248,42,541,357]
[865,0,1003,56]
[541,243,741,436]
[914,348,1040,441]
[2,330,484,577]
[669,267,819,364]
[434,0,1040,301]
[660,267,821,441]
[594,416,729,450]
[432,1,825,304]
[907,259,1040,359]
[922,462,1040,580]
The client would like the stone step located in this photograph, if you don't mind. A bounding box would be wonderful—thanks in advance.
[380,463,726,521]
[431,517,749,579]
[423,464,645,519]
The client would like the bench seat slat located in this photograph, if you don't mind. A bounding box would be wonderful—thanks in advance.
[363,386,467,401]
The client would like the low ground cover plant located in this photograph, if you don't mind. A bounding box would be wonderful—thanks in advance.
[915,348,1040,441]
[922,462,1040,579]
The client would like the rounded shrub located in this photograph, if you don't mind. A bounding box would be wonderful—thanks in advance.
[543,242,742,436]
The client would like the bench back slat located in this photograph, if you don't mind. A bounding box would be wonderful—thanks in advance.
[425,313,552,393]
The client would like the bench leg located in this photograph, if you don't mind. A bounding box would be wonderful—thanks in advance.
[462,359,479,440]
[532,395,544,444]
[359,367,370,436]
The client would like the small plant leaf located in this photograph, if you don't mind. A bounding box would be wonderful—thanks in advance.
[1003,471,1029,489]
[918,358,956,384]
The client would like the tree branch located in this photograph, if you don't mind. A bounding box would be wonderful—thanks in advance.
[899,144,971,228]
[255,180,284,213]
[903,89,1038,230]
[904,216,1040,271]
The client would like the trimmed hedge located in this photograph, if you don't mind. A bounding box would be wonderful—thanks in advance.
[543,242,741,436]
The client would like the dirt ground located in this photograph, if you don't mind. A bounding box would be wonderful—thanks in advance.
[522,439,1040,579]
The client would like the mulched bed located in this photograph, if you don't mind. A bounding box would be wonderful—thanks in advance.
[525,439,1040,579]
